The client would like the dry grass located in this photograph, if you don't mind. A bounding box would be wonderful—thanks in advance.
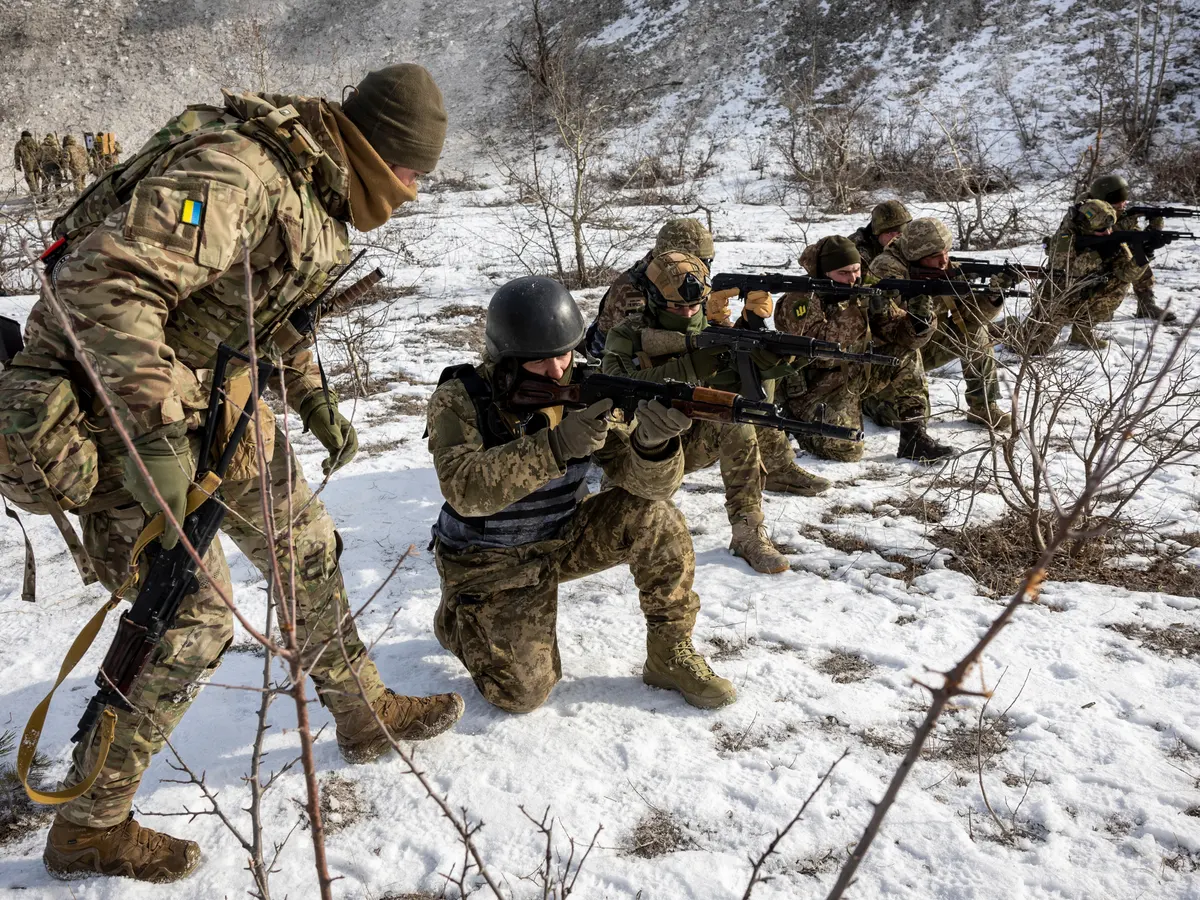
[859,714,1013,769]
[1108,621,1200,660]
[625,809,694,858]
[816,650,877,684]
[880,495,947,524]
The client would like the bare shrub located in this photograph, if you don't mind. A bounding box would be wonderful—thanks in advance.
[1145,144,1200,203]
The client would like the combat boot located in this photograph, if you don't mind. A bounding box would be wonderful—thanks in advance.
[1135,294,1179,325]
[1068,325,1108,350]
[897,422,957,463]
[764,464,831,496]
[729,514,789,574]
[643,635,736,709]
[43,814,200,883]
[336,689,465,763]
[965,404,1013,432]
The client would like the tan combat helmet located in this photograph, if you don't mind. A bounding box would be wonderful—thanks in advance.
[645,251,712,307]
[1077,199,1118,234]
[871,199,913,236]
[654,218,714,259]
[899,218,953,261]
[342,64,448,172]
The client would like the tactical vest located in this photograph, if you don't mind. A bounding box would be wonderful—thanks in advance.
[47,92,349,370]
[430,365,592,553]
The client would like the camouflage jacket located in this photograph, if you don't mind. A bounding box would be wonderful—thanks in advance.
[13,136,38,171]
[1039,231,1146,309]
[63,142,90,177]
[592,251,654,344]
[848,224,885,268]
[869,246,1005,329]
[38,138,63,168]
[426,360,685,521]
[17,91,355,438]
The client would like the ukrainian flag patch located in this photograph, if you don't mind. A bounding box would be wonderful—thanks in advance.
[181,199,203,226]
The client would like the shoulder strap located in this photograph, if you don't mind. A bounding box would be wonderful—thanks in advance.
[428,365,508,448]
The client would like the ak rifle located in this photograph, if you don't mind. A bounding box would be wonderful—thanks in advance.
[949,257,1045,282]
[1074,229,1194,266]
[1124,206,1199,221]
[506,369,865,443]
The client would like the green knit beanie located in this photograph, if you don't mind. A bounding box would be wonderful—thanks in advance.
[342,64,447,172]
[817,236,861,276]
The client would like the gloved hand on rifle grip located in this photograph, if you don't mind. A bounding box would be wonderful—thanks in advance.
[547,398,612,463]
[741,290,773,321]
[687,345,727,380]
[300,391,359,476]
[907,294,934,331]
[632,399,691,452]
[122,430,193,550]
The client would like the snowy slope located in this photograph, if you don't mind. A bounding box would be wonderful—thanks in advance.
[1,181,1199,898]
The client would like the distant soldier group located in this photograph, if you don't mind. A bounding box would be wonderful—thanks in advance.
[11,129,120,199]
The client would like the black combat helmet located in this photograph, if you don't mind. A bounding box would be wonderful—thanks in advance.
[1089,174,1130,205]
[485,276,585,361]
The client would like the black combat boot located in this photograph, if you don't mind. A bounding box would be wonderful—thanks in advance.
[897,422,957,463]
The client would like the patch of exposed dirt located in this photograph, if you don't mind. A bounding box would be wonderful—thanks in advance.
[821,502,868,523]
[712,720,773,754]
[816,649,877,684]
[1108,622,1200,660]
[880,495,947,524]
[320,774,372,836]
[800,525,870,555]
[624,809,695,858]
[859,715,1014,769]
[934,511,1200,598]
[708,634,758,661]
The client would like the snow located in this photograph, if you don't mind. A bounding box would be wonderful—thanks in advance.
[2,182,1200,899]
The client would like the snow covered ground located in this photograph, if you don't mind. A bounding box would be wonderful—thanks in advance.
[2,184,1200,899]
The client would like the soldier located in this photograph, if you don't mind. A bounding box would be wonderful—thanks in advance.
[588,217,829,497]
[774,235,947,462]
[13,130,41,194]
[869,218,1011,431]
[61,134,90,193]
[603,252,801,574]
[38,133,65,195]
[429,276,736,712]
[1022,199,1147,353]
[9,65,463,883]
[1084,173,1176,324]
[848,199,913,268]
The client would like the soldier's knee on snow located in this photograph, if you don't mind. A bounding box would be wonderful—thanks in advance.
[483,679,554,714]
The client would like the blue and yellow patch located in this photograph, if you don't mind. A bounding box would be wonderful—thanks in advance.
[181,199,203,226]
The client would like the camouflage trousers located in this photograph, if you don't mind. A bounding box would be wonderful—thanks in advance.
[681,420,763,524]
[1024,281,1129,354]
[21,168,40,194]
[920,317,999,413]
[434,487,700,713]
[60,424,383,829]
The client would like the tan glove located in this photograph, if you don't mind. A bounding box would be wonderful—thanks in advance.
[742,290,773,320]
[707,288,736,326]
[632,399,692,452]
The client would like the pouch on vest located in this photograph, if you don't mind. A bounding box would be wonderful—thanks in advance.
[212,369,276,481]
[0,365,100,597]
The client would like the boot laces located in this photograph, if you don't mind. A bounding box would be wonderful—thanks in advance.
[669,640,716,680]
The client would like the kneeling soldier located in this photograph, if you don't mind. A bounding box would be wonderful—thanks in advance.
[428,276,736,712]
[602,252,795,575]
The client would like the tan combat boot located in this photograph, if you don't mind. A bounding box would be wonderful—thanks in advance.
[757,426,831,496]
[729,514,789,574]
[336,689,465,763]
[643,635,737,709]
[43,814,200,883]
[965,404,1013,432]
[1068,324,1108,350]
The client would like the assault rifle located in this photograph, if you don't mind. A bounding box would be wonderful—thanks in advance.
[1124,206,1199,221]
[288,250,385,336]
[949,257,1045,282]
[72,344,275,744]
[711,271,882,300]
[506,369,865,443]
[1073,229,1194,266]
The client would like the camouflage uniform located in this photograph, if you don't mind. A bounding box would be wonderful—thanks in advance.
[868,225,1004,419]
[1115,208,1160,317]
[1025,200,1147,353]
[13,133,41,193]
[61,136,90,192]
[13,90,418,829]
[848,200,911,268]
[428,363,699,712]
[775,239,931,460]
[38,134,64,193]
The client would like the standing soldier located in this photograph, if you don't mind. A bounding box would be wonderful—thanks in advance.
[1022,199,1147,353]
[38,133,65,195]
[588,217,829,497]
[1083,174,1177,324]
[869,218,1010,430]
[603,252,801,574]
[849,199,913,268]
[429,276,736,712]
[61,135,90,193]
[13,130,41,194]
[8,65,462,883]
[774,236,949,462]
